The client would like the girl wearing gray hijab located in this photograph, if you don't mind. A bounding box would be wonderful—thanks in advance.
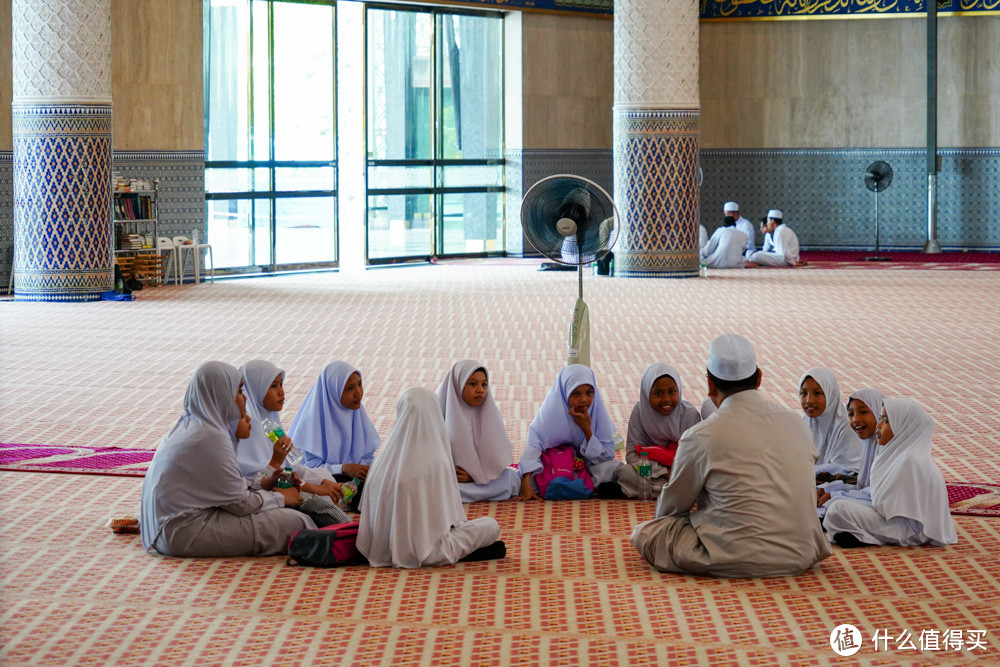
[141,361,315,557]
[618,363,702,498]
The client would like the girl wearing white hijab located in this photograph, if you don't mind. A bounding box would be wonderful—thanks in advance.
[517,364,623,500]
[824,398,957,548]
[617,364,702,498]
[287,361,381,483]
[799,367,861,473]
[436,360,521,502]
[817,388,885,517]
[141,361,315,557]
[358,387,504,567]
[238,360,350,526]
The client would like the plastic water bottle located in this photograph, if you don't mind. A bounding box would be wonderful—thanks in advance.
[638,452,653,501]
[261,417,305,466]
[338,477,361,509]
[275,466,295,489]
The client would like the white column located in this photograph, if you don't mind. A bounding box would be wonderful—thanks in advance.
[11,0,113,300]
[613,0,700,277]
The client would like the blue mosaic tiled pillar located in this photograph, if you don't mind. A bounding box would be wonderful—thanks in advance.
[613,0,700,278]
[11,0,113,301]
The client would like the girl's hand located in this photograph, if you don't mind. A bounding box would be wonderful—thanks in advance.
[515,474,540,501]
[568,405,593,441]
[342,463,369,481]
[817,489,831,507]
[303,479,343,500]
[268,436,294,469]
[455,467,472,483]
[261,468,281,491]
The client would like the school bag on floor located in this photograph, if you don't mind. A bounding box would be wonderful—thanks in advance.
[535,443,594,500]
[286,521,367,567]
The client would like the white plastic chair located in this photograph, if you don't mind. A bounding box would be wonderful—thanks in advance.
[157,237,180,285]
[173,230,214,283]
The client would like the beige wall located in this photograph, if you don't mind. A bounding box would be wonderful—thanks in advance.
[521,13,613,150]
[111,0,203,150]
[700,16,1000,149]
[2,6,996,154]
[0,1,202,152]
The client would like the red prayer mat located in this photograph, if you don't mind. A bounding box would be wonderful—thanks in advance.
[0,442,153,477]
[947,483,1000,517]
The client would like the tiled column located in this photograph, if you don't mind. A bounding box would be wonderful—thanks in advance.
[11,0,113,301]
[613,0,700,278]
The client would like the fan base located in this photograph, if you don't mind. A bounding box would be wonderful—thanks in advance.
[862,256,892,262]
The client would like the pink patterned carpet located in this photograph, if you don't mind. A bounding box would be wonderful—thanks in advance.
[2,261,999,665]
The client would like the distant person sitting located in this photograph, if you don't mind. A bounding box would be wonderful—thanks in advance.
[723,201,756,259]
[747,210,800,267]
[701,215,749,269]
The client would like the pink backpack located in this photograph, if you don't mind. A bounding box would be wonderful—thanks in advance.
[534,444,594,499]
[286,521,366,567]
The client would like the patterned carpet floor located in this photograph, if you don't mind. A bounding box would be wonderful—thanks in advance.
[2,262,999,665]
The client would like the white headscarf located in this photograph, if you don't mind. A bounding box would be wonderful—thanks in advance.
[435,360,514,485]
[631,363,702,445]
[236,359,285,478]
[527,364,614,451]
[287,361,380,467]
[870,398,957,546]
[141,361,253,550]
[846,388,885,489]
[357,387,469,568]
[799,367,859,470]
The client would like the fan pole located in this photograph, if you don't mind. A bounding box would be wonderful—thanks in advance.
[578,264,584,300]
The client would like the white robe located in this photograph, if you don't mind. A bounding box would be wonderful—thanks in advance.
[698,224,708,251]
[436,360,520,503]
[701,227,749,269]
[358,387,500,567]
[519,365,622,487]
[734,215,756,258]
[141,361,314,557]
[631,390,831,577]
[825,398,957,547]
[618,364,702,497]
[749,224,799,266]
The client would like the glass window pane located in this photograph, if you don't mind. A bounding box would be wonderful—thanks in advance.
[252,6,270,161]
[207,198,264,269]
[367,9,433,161]
[439,14,503,160]
[206,0,250,162]
[274,3,335,161]
[275,197,336,264]
[367,193,432,259]
[275,167,336,192]
[206,168,253,194]
[367,165,433,190]
[440,192,502,255]
[436,164,503,188]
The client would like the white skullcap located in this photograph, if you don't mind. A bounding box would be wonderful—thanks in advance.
[767,209,783,220]
[707,334,758,382]
[723,201,739,212]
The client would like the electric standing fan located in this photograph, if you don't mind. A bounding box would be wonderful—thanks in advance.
[521,175,620,367]
[863,161,894,261]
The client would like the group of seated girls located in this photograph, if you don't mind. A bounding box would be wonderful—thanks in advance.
[797,367,956,549]
[140,358,956,568]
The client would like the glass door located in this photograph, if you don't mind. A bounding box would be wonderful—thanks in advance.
[205,0,337,272]
[365,5,504,263]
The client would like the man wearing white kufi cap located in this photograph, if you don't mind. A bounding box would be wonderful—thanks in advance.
[630,334,831,577]
[747,209,800,267]
[722,201,756,259]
